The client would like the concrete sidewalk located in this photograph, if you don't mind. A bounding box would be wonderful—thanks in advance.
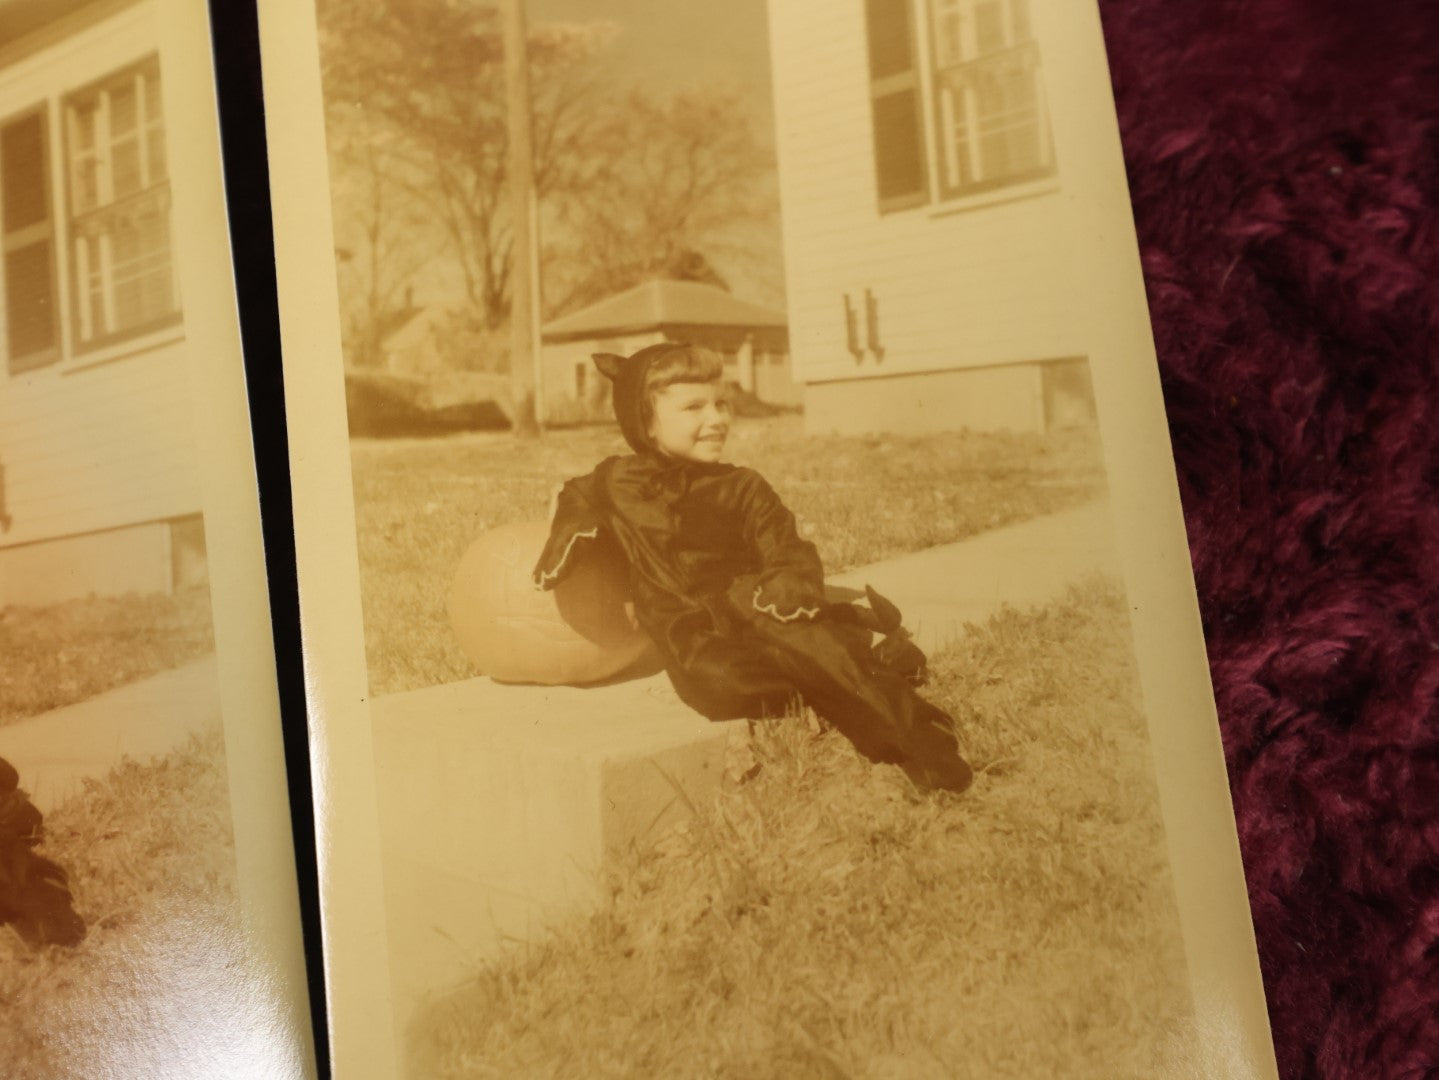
[828,498,1120,656]
[0,655,221,814]
[373,498,1121,1038]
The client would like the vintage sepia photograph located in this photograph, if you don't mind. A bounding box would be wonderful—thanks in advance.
[261,0,1275,1076]
[0,0,313,1074]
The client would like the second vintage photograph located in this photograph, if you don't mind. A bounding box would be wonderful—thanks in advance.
[260,0,1275,1076]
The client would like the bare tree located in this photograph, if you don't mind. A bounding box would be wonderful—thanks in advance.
[317,0,609,330]
[543,87,780,315]
[328,113,435,368]
[317,1,784,351]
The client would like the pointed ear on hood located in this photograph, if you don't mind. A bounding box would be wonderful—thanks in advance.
[592,353,626,381]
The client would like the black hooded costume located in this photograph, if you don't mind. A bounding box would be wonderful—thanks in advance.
[532,344,971,792]
[0,756,85,947]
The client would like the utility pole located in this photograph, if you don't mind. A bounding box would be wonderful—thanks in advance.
[502,0,543,436]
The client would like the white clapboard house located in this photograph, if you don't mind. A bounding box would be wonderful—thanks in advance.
[0,0,203,607]
[768,0,1098,434]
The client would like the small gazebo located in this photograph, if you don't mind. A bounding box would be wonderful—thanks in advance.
[539,279,799,423]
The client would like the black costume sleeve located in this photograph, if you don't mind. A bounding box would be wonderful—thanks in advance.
[532,476,604,590]
[741,471,826,622]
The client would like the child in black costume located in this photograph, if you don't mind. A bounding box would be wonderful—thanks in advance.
[532,343,972,792]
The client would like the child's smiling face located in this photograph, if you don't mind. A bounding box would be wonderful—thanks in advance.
[647,379,732,462]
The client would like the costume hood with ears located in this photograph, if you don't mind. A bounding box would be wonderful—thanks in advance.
[593,343,688,454]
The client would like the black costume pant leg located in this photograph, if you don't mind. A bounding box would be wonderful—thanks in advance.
[658,582,971,791]
[663,628,803,722]
[748,614,966,776]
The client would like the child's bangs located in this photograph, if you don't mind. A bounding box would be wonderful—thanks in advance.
[644,345,725,391]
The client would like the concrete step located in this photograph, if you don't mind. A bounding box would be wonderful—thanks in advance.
[371,674,739,1029]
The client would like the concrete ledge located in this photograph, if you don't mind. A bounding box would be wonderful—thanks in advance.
[371,673,739,1027]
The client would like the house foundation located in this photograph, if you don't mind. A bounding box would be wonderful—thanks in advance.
[805,357,1095,436]
[0,515,205,608]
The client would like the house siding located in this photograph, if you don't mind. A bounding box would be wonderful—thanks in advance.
[2,340,197,548]
[767,0,1085,404]
[0,0,200,602]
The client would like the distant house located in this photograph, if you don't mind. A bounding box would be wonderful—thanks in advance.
[0,0,204,606]
[374,302,443,375]
[539,279,801,423]
[767,0,1098,435]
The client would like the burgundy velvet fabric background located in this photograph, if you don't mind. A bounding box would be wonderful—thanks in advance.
[1097,2,1439,1076]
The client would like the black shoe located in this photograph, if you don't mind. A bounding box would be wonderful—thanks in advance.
[901,752,973,793]
[899,705,971,793]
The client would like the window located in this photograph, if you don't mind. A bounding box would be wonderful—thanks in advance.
[64,56,178,351]
[927,0,1054,198]
[863,0,1055,211]
[864,0,928,211]
[2,108,60,374]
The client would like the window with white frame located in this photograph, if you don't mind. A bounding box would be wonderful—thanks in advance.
[928,0,1053,198]
[863,0,1055,211]
[64,56,179,350]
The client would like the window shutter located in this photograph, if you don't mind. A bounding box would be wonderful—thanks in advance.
[2,109,59,374]
[864,0,929,211]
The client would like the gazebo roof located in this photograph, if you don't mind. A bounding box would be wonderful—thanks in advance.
[542,279,786,341]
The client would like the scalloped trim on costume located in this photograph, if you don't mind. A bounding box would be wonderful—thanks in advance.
[752,585,820,623]
[532,527,599,590]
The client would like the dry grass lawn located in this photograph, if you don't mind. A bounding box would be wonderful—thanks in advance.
[0,731,241,1078]
[351,417,1106,697]
[408,578,1193,1079]
[0,586,215,726]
